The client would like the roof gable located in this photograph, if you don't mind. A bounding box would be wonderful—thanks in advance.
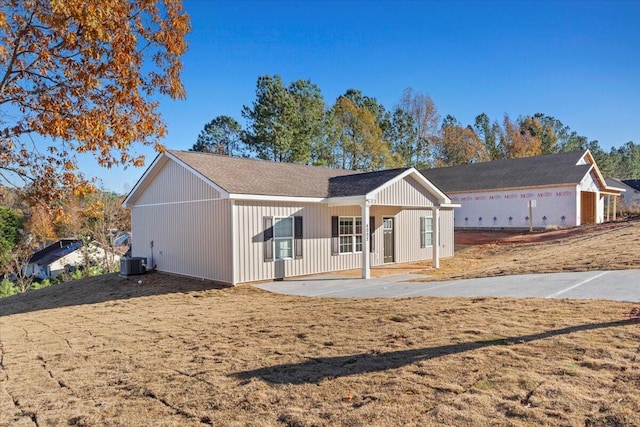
[130,155,223,206]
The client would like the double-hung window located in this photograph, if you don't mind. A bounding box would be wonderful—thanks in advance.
[339,216,362,254]
[273,217,294,259]
[420,217,433,247]
[264,216,303,262]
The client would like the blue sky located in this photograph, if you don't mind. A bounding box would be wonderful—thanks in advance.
[86,0,640,193]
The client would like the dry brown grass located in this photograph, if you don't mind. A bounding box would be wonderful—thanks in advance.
[1,220,639,426]
[417,219,640,281]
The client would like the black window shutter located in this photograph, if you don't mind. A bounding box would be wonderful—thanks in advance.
[294,216,303,259]
[369,216,375,253]
[331,216,339,255]
[264,216,273,262]
[420,217,426,248]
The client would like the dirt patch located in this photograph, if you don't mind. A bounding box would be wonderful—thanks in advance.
[454,219,639,246]
[0,220,639,426]
[416,219,640,281]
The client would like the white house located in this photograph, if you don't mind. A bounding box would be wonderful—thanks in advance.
[123,150,459,285]
[606,178,640,208]
[24,239,122,280]
[421,150,624,229]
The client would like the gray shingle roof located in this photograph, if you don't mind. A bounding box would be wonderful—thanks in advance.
[328,168,411,197]
[622,179,640,191]
[421,151,591,193]
[169,150,408,198]
[28,240,83,266]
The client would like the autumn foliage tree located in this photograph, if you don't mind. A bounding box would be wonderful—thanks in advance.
[0,0,190,203]
[433,115,488,167]
[499,114,542,158]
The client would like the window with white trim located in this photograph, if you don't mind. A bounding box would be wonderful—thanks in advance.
[273,217,293,259]
[420,217,433,247]
[339,216,362,254]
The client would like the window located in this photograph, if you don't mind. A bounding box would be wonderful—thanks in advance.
[338,217,362,254]
[420,217,433,247]
[273,217,293,260]
[264,216,303,262]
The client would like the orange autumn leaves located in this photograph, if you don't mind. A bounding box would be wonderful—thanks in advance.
[0,0,190,203]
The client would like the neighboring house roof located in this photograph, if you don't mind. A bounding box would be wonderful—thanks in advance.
[622,179,640,191]
[169,150,359,198]
[421,150,615,193]
[28,239,83,266]
[605,177,632,192]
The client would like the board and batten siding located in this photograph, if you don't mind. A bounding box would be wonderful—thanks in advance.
[234,202,367,283]
[233,201,455,284]
[375,175,438,206]
[439,209,455,258]
[132,157,221,206]
[131,200,232,283]
[128,157,232,283]
[386,208,455,263]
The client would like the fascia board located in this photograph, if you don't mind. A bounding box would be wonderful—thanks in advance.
[122,153,166,208]
[229,194,326,203]
[325,195,367,207]
[581,150,610,190]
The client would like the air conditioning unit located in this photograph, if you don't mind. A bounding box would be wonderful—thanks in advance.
[120,257,147,277]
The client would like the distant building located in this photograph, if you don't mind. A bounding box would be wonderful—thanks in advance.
[24,239,121,280]
[422,150,625,229]
[621,179,640,207]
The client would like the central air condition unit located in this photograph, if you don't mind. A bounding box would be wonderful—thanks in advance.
[120,257,147,277]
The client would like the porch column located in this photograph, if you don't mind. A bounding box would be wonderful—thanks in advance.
[613,195,617,220]
[432,206,440,269]
[362,200,371,279]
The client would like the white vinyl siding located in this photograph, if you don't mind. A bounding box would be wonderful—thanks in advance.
[131,199,233,283]
[131,157,221,206]
[375,175,437,206]
[438,209,455,258]
[232,202,456,284]
[234,202,367,283]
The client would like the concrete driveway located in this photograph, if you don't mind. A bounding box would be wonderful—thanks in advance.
[255,269,640,302]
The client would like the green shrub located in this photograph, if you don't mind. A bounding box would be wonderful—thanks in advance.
[0,279,19,299]
[30,279,52,290]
